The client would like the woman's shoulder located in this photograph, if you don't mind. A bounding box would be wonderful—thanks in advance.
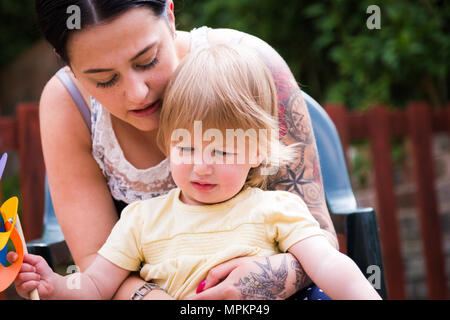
[41,68,90,109]
[208,28,261,46]
[40,71,74,112]
[39,69,92,144]
[208,28,270,46]
[208,28,284,67]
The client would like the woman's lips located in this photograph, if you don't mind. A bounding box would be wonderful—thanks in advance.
[191,182,217,191]
[130,100,161,117]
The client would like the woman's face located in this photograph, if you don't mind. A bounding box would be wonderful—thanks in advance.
[67,7,179,132]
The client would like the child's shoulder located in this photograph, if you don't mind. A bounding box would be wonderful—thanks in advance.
[120,189,178,219]
[248,188,307,205]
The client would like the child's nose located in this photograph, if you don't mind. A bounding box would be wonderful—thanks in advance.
[193,161,213,176]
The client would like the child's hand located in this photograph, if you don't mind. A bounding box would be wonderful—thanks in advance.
[7,252,58,299]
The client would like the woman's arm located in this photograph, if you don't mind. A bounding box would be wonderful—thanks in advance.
[39,76,162,299]
[288,236,381,300]
[112,272,173,300]
[187,253,309,300]
[40,75,119,270]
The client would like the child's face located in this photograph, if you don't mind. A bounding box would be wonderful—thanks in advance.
[169,138,261,205]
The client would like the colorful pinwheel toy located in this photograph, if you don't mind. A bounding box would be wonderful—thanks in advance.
[0,153,39,299]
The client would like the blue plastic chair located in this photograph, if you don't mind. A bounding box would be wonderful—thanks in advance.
[26,178,69,269]
[303,91,386,298]
[27,92,387,298]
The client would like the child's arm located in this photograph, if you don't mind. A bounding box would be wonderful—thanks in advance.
[15,253,130,300]
[288,235,382,300]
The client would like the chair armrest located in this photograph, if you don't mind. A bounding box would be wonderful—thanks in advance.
[27,240,71,271]
[27,176,73,271]
[26,206,72,271]
[330,206,387,299]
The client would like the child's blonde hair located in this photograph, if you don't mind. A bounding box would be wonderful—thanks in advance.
[157,44,297,189]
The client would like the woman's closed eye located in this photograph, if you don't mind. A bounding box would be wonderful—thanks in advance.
[96,56,160,88]
[135,56,159,71]
[97,74,119,88]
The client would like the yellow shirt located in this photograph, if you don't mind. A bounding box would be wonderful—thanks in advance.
[98,187,323,299]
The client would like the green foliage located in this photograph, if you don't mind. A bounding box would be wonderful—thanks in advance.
[1,1,448,110]
[1,172,20,204]
[0,0,39,68]
[176,0,449,109]
[348,141,372,189]
[303,0,449,109]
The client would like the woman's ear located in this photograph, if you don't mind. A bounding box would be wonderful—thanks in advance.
[167,1,175,25]
[166,1,176,38]
[53,49,62,59]
[168,0,174,15]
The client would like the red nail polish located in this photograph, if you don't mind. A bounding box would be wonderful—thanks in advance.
[196,280,206,294]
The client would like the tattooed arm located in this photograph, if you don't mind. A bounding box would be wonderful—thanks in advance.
[188,254,309,300]
[243,35,338,248]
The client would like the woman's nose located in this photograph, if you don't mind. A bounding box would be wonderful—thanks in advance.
[124,72,149,105]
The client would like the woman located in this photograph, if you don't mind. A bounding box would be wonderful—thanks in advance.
[32,0,337,300]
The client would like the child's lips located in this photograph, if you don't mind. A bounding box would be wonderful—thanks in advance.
[191,181,217,191]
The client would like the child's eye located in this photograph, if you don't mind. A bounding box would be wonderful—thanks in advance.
[214,150,232,156]
[178,146,194,152]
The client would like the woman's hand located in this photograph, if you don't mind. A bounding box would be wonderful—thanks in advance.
[186,253,311,300]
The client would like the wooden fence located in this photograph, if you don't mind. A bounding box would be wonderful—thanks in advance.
[0,104,45,243]
[0,101,449,300]
[0,103,44,300]
[326,102,450,300]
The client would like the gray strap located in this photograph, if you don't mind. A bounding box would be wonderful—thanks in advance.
[55,68,92,132]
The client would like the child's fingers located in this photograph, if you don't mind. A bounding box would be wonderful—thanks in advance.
[23,253,44,266]
[17,280,40,293]
[20,262,37,273]
[16,271,40,283]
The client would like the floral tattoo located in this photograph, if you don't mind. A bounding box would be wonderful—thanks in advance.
[234,257,288,300]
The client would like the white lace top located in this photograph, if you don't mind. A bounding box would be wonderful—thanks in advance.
[91,97,176,203]
[91,27,243,204]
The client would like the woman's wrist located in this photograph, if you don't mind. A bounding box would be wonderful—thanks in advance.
[112,272,173,300]
[112,272,147,300]
[130,283,174,300]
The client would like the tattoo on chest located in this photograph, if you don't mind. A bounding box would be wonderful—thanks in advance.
[234,257,288,300]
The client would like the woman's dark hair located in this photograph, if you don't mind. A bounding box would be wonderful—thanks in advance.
[35,0,168,63]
